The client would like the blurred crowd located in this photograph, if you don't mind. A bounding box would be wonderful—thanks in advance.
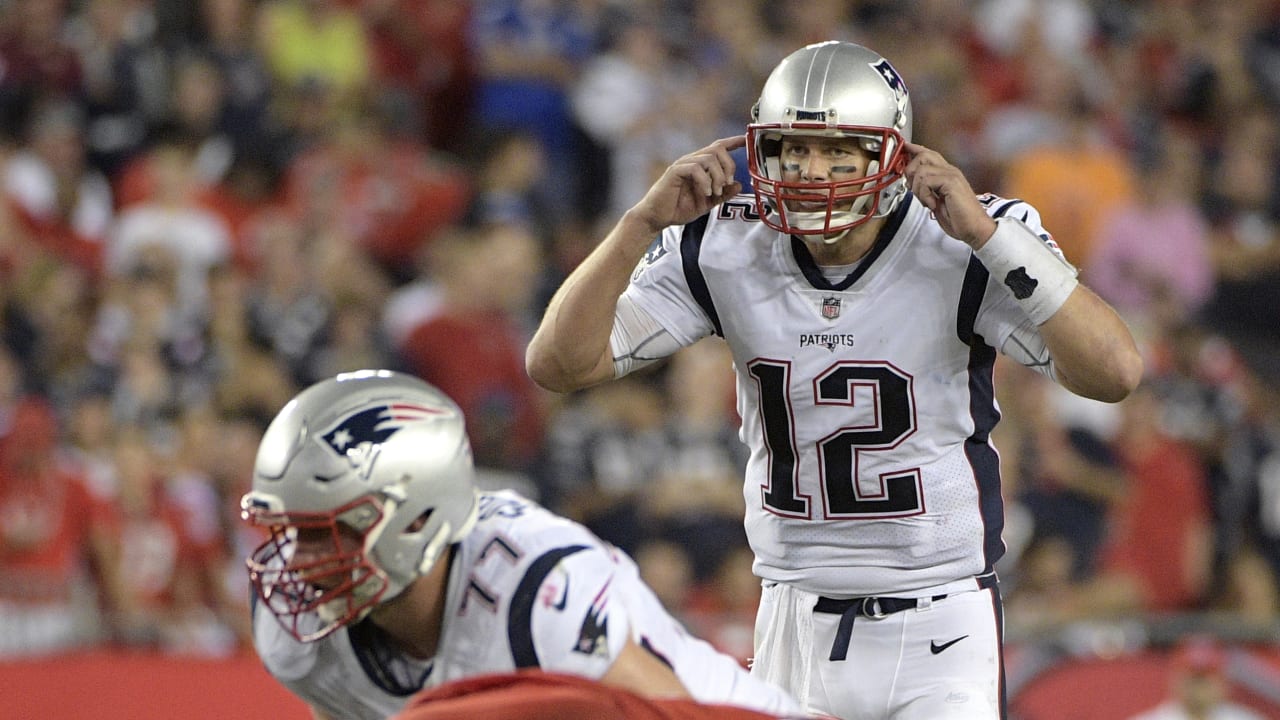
[2,0,1280,668]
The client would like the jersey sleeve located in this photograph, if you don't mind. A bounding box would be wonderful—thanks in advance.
[972,197,1064,361]
[621,223,718,348]
[525,546,631,680]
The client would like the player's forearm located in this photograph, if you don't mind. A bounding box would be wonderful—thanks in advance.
[601,636,691,700]
[1038,285,1144,403]
[526,212,657,392]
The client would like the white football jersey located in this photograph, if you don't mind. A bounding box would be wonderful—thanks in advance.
[623,193,1057,597]
[253,490,802,720]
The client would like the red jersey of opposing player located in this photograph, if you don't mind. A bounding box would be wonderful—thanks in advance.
[392,671,813,720]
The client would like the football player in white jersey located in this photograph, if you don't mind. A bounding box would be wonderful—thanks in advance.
[525,41,1143,720]
[241,370,805,720]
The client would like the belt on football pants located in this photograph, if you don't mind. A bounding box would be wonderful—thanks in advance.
[815,573,999,661]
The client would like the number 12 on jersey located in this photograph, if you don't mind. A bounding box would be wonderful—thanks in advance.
[749,359,923,519]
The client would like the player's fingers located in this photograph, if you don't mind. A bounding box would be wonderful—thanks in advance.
[702,154,730,196]
[686,152,732,198]
[902,141,938,161]
[690,157,722,198]
[910,158,962,197]
[907,165,940,209]
[708,136,745,188]
[676,136,742,197]
[715,134,748,153]
[670,152,714,197]
[903,142,951,180]
[903,154,932,181]
[710,180,743,204]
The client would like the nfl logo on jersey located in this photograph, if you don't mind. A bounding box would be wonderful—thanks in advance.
[822,296,842,320]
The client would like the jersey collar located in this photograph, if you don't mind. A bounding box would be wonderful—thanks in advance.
[789,192,914,291]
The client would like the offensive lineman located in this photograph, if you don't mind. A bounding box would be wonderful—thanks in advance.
[525,41,1142,719]
[242,370,804,720]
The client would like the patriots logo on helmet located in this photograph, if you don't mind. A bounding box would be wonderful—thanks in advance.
[871,58,909,128]
[320,403,446,479]
[871,58,906,98]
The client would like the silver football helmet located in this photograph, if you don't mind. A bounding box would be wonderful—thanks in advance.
[748,41,912,241]
[241,370,479,642]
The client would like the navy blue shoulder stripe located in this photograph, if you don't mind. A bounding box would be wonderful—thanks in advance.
[989,198,1025,219]
[957,254,989,346]
[680,214,723,337]
[508,544,590,668]
[957,254,1005,571]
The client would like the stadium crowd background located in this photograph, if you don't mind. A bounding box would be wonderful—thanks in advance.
[2,0,1280,707]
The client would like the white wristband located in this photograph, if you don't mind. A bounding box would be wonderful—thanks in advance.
[974,217,1079,325]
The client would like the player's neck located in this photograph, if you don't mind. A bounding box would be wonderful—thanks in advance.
[369,550,453,660]
[803,217,886,267]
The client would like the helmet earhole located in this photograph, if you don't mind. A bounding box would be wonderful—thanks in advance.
[406,509,434,534]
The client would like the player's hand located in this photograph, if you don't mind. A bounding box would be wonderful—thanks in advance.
[628,136,745,235]
[902,142,997,248]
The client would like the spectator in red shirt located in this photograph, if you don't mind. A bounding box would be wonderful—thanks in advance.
[280,105,471,281]
[2,95,111,277]
[1100,383,1214,613]
[0,394,114,656]
[0,0,83,104]
[398,220,546,474]
[97,424,236,655]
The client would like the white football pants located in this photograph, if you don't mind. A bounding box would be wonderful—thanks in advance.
[750,577,1004,720]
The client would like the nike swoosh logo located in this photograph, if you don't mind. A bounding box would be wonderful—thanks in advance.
[930,635,969,654]
[553,576,570,611]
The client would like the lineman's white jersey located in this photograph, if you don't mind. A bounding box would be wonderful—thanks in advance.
[622,193,1057,597]
[253,490,802,720]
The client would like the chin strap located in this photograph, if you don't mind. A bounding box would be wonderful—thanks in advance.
[412,492,480,578]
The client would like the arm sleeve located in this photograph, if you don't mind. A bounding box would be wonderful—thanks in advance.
[610,295,686,377]
[618,229,717,354]
[998,317,1058,382]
